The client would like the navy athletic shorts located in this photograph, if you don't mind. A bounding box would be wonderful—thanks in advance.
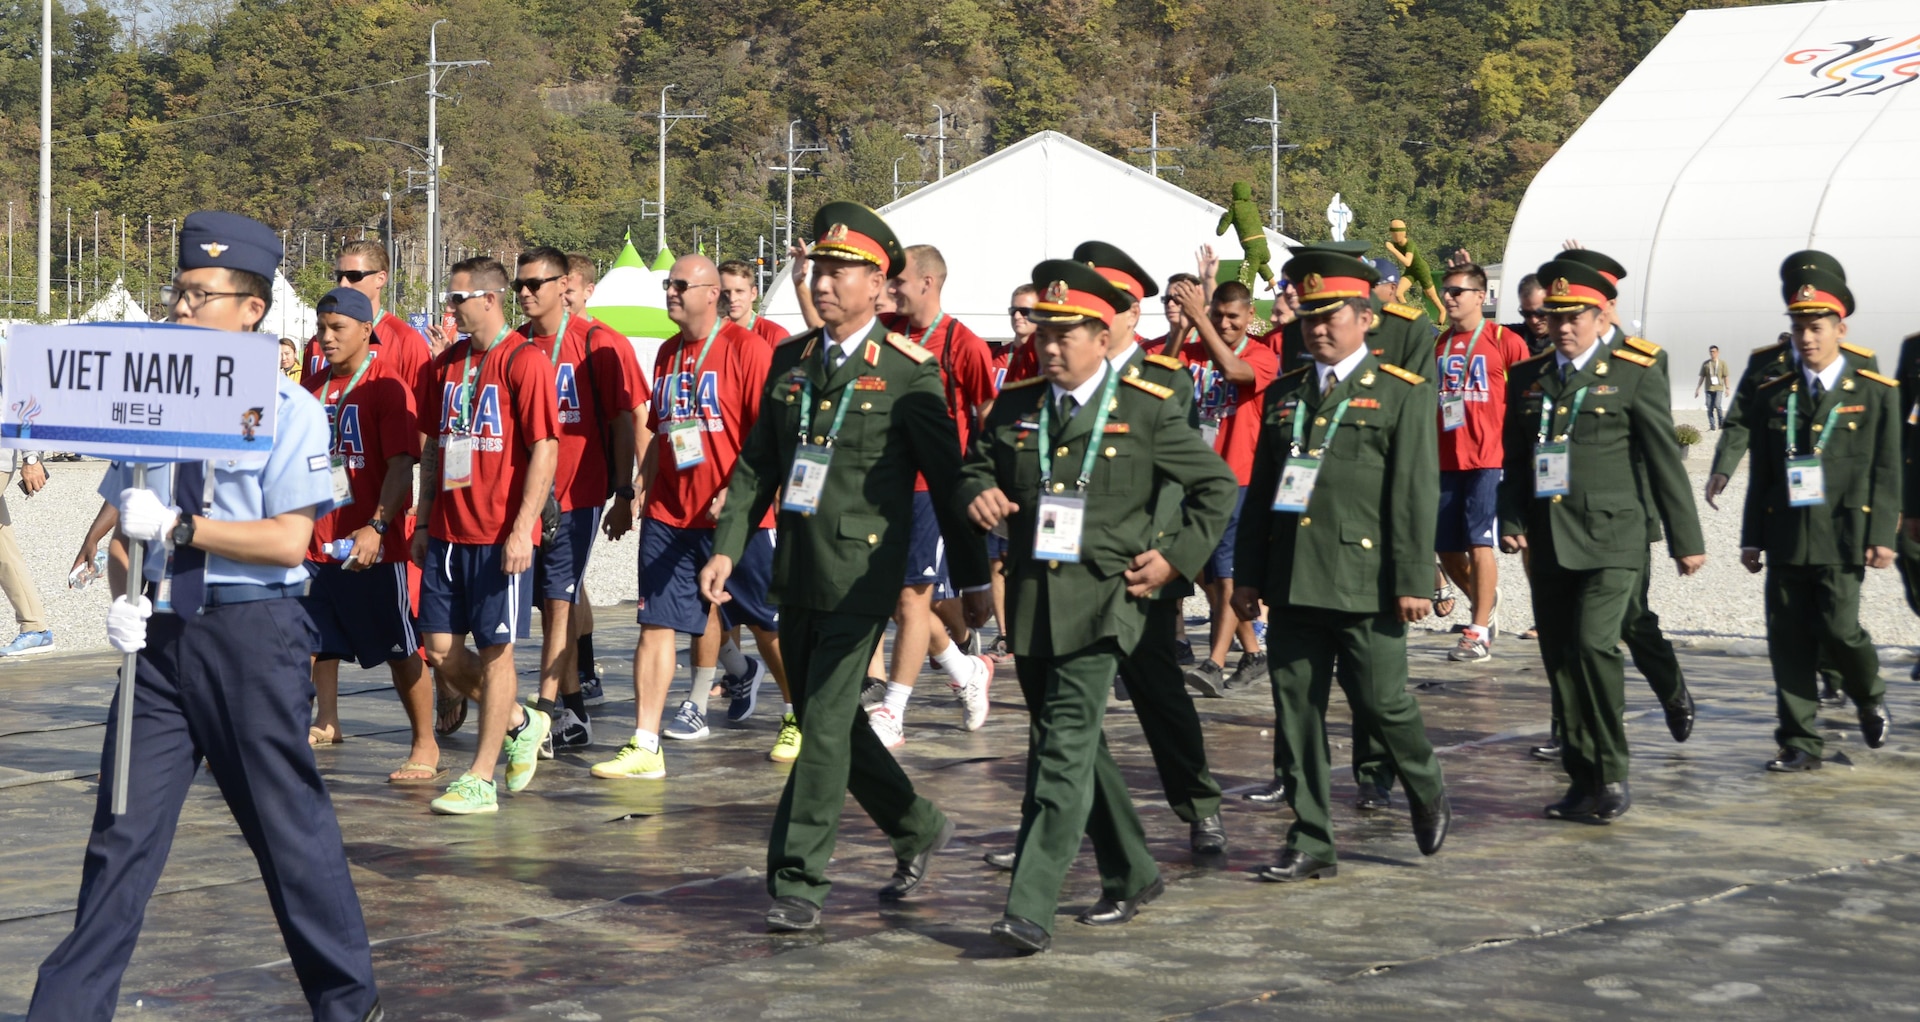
[418,537,534,648]
[535,506,602,603]
[637,518,713,636]
[304,561,419,669]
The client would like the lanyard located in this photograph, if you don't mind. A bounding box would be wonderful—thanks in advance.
[1037,365,1120,492]
[669,317,725,422]
[544,310,573,366]
[326,351,376,452]
[1206,333,1251,371]
[1536,383,1589,443]
[918,313,946,349]
[1441,321,1488,393]
[1785,388,1845,456]
[457,326,511,432]
[1290,386,1353,458]
[797,341,859,446]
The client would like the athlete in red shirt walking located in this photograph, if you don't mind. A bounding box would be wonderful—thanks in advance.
[720,258,792,349]
[300,240,432,394]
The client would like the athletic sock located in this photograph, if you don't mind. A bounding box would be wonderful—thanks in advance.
[506,713,529,740]
[884,682,913,719]
[561,690,586,719]
[534,697,557,716]
[783,702,795,716]
[1465,624,1490,643]
[633,729,660,752]
[933,642,972,685]
[577,633,597,679]
[718,638,751,678]
[693,666,719,709]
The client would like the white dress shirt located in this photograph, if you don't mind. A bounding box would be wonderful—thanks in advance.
[1049,363,1112,417]
[1803,357,1844,397]
[1316,343,1370,393]
[1554,338,1602,377]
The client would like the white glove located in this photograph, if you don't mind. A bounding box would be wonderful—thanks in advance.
[107,595,154,653]
[118,487,181,543]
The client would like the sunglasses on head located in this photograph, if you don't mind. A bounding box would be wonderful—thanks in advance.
[335,268,379,283]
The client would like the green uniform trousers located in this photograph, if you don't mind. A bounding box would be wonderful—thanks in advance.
[1765,564,1883,757]
[768,605,948,906]
[1269,606,1444,863]
[1895,530,1920,619]
[1537,545,1690,743]
[1007,638,1159,933]
[1116,599,1223,822]
[1531,560,1637,790]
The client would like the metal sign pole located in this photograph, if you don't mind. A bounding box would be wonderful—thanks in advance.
[112,462,145,816]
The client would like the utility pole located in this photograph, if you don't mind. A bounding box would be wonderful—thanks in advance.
[145,214,152,313]
[1243,85,1298,231]
[36,0,51,316]
[891,156,927,201]
[93,209,100,293]
[906,105,950,181]
[770,120,826,253]
[653,84,706,259]
[382,188,395,309]
[426,20,487,320]
[6,201,12,320]
[1129,112,1183,178]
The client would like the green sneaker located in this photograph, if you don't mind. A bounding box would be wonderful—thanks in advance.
[430,772,498,815]
[770,714,803,764]
[591,738,666,779]
[502,708,551,793]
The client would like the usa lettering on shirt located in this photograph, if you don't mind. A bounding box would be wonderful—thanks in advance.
[1439,346,1494,403]
[438,381,510,452]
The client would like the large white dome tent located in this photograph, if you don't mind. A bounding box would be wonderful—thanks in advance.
[1500,0,1920,405]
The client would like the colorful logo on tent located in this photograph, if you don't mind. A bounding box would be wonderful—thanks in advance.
[1782,33,1920,98]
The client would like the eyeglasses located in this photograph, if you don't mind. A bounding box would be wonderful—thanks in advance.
[511,274,565,294]
[1007,307,1034,319]
[160,286,249,311]
[441,288,504,305]
[662,279,718,294]
[334,268,380,283]
[1440,286,1483,298]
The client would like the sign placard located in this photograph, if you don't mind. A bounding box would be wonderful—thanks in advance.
[1,322,281,462]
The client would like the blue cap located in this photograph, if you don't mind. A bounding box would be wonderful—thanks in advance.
[316,287,374,323]
[177,211,283,280]
[1373,258,1401,283]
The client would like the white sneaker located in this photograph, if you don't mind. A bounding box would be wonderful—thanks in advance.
[867,705,905,750]
[952,654,993,732]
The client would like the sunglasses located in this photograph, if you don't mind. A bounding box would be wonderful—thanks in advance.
[1440,286,1483,298]
[441,288,504,305]
[334,268,381,283]
[511,273,565,293]
[662,279,718,294]
[1007,307,1034,319]
[1520,308,1549,318]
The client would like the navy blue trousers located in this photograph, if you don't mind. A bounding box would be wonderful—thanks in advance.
[30,598,378,1021]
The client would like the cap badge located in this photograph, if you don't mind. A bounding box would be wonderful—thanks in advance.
[1550,277,1571,297]
[1796,284,1817,301]
[822,223,849,243]
[1045,280,1069,304]
[200,242,229,258]
[1301,273,1324,294]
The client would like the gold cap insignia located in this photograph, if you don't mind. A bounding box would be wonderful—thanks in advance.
[1796,284,1817,301]
[200,242,228,258]
[1045,280,1069,304]
[1301,273,1324,294]
[822,223,849,243]
[1550,277,1571,296]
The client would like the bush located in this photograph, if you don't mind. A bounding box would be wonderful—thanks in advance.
[1675,424,1702,447]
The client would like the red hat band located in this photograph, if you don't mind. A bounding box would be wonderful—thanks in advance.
[1092,266,1143,297]
[1036,280,1117,325]
[1546,277,1607,307]
[812,223,890,275]
[1298,273,1371,301]
[1788,284,1846,317]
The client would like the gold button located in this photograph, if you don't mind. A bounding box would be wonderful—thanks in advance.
[1812,424,1823,432]
[1862,505,1872,513]
[1360,537,1373,549]
[821,400,832,409]
[1847,422,1857,430]
[1104,446,1116,457]
[1015,441,1024,449]
[813,435,824,445]
[1551,494,1563,503]
[1593,407,1606,414]
[1556,407,1568,415]
[861,402,873,410]
[1052,482,1066,493]
[1048,559,1060,569]
[1300,516,1311,526]
[867,533,878,544]
[1056,446,1070,457]
[1314,416,1327,426]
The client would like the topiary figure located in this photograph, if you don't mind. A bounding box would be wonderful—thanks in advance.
[1217,182,1275,292]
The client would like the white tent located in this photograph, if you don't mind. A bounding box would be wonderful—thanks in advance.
[261,271,316,341]
[1500,0,1920,405]
[762,130,1299,341]
[81,277,150,323]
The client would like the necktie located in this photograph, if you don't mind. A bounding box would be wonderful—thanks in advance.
[1810,376,1825,403]
[1055,394,1078,435]
[1558,361,1571,384]
[1321,370,1336,396]
[825,344,844,375]
[167,461,208,615]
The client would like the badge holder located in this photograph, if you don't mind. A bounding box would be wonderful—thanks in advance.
[1786,456,1824,507]
[443,433,475,489]
[1534,442,1571,497]
[781,373,858,515]
[668,420,707,469]
[1031,494,1086,562]
[1271,459,1320,512]
[1441,393,1466,431]
[330,455,354,506]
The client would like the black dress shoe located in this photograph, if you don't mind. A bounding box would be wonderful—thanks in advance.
[1255,847,1337,882]
[983,850,1016,871]
[1410,792,1450,855]
[1076,876,1165,926]
[1544,783,1598,820]
[1819,679,1847,707]
[1664,686,1695,743]
[990,914,1051,953]
[1353,782,1391,811]
[1190,813,1227,854]
[1765,748,1822,772]
[1590,781,1631,823]
[1860,701,1891,749]
[358,999,385,1022]
[880,816,954,900]
[766,896,822,931]
[1529,737,1563,762]
[1244,779,1289,805]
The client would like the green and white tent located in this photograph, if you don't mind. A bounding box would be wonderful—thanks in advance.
[585,235,676,340]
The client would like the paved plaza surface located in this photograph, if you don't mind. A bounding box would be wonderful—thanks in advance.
[0,613,1915,1020]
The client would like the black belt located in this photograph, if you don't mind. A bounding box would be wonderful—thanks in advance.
[145,580,309,607]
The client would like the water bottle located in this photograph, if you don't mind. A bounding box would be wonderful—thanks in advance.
[328,538,379,563]
[68,547,108,590]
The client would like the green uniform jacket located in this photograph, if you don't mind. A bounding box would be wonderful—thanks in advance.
[1272,299,1438,387]
[1711,339,1879,479]
[714,321,988,617]
[1739,363,1900,562]
[955,367,1236,658]
[1498,345,1705,568]
[1117,343,1203,602]
[1606,329,1672,543]
[1236,354,1438,612]
[1897,331,1920,516]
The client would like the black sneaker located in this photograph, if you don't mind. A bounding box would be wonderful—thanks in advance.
[1175,640,1195,666]
[1185,659,1225,698]
[1225,652,1268,691]
[860,676,889,710]
[553,706,593,748]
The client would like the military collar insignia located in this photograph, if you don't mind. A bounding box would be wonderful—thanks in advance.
[1359,371,1376,387]
[865,340,881,365]
[1594,360,1609,376]
[1841,378,1854,392]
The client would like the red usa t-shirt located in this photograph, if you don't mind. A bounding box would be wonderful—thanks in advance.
[744,314,790,349]
[644,321,773,529]
[883,313,995,491]
[417,336,560,545]
[1004,340,1038,385]
[514,316,643,512]
[305,357,420,563]
[303,311,433,398]
[1434,321,1532,472]
[1180,334,1279,485]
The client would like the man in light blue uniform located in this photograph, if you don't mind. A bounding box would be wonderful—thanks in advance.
[28,212,383,1022]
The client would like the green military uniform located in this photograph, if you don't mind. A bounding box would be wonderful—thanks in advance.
[1742,265,1898,765]
[1895,330,1920,637]
[1237,251,1449,871]
[958,261,1236,939]
[713,203,988,913]
[1499,259,1704,821]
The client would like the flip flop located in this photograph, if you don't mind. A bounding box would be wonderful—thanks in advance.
[308,724,345,746]
[1433,586,1457,619]
[435,692,467,737]
[388,761,447,784]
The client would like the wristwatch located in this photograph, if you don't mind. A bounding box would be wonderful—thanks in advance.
[170,514,198,549]
[367,518,388,535]
[22,454,39,466]
[614,486,636,500]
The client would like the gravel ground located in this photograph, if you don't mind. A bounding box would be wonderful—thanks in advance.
[13,410,1917,659]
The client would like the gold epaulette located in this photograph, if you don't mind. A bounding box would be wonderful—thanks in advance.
[1758,371,1795,389]
[885,331,934,363]
[1277,364,1312,380]
[999,374,1046,391]
[796,329,821,361]
[1382,302,1420,321]
[1122,376,1173,399]
[1840,341,1875,359]
[1612,349,1655,368]
[1857,369,1897,387]
[1379,363,1425,386]
[1624,336,1661,357]
[1144,353,1183,371]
